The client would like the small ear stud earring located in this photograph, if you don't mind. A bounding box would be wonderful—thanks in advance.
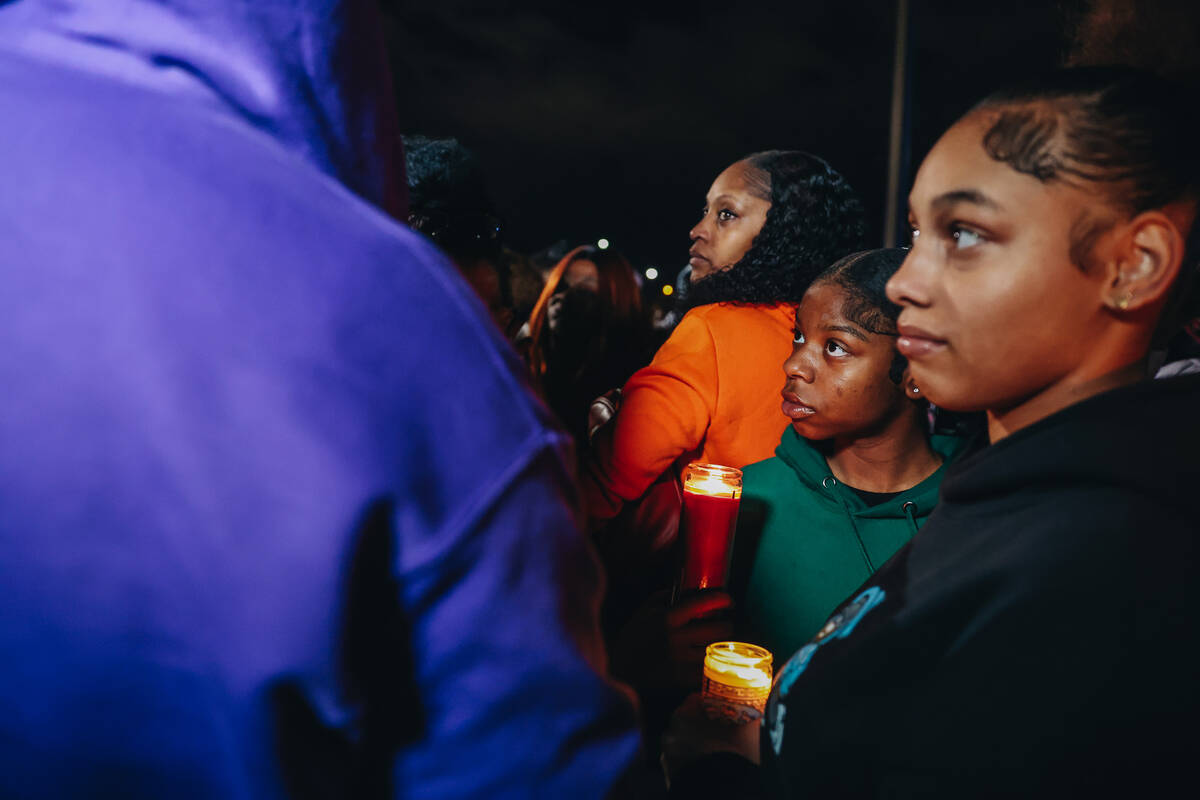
[1111,293,1132,310]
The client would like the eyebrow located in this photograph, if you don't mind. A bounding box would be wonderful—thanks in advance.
[930,188,1002,212]
[825,323,869,342]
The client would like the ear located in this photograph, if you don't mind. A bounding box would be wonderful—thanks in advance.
[1103,210,1187,313]
[899,365,923,401]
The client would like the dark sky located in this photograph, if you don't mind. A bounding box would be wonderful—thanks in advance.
[381,1,1068,282]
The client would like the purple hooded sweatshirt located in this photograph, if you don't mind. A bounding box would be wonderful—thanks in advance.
[0,1,639,797]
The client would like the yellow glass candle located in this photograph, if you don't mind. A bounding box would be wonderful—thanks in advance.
[701,641,773,723]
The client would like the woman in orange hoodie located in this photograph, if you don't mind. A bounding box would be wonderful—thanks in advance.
[582,151,867,532]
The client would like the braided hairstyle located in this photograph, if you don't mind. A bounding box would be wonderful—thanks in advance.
[973,66,1200,345]
[814,248,909,383]
[684,150,867,309]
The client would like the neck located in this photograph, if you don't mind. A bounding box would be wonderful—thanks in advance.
[822,409,941,493]
[987,359,1147,443]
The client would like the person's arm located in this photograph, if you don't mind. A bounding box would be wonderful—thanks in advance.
[581,312,719,519]
[393,430,641,797]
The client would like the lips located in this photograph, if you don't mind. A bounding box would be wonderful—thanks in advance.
[688,249,711,269]
[781,390,816,419]
[896,322,948,359]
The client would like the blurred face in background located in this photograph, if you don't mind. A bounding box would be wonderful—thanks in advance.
[564,258,600,292]
[459,257,513,332]
[688,160,771,281]
[548,257,600,331]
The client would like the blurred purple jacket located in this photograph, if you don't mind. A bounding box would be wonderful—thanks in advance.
[0,1,639,797]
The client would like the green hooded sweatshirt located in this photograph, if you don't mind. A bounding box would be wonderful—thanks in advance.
[731,426,966,660]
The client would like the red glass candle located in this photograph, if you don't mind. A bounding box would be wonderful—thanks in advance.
[679,463,742,593]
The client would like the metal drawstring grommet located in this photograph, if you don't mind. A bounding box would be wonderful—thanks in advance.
[822,476,837,489]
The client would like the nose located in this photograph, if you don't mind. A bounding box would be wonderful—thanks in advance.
[886,247,931,308]
[784,343,815,383]
[689,213,710,243]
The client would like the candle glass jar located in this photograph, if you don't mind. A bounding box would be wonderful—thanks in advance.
[701,641,773,723]
[678,462,742,596]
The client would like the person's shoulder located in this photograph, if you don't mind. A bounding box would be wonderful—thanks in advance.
[676,302,774,332]
[670,305,724,337]
[743,451,789,480]
[682,303,795,351]
[742,452,801,499]
[682,302,791,325]
[1,55,555,479]
[647,306,723,360]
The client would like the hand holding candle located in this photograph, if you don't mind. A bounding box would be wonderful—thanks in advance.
[609,589,733,692]
[661,692,763,784]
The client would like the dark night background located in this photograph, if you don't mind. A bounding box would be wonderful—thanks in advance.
[380,1,1070,283]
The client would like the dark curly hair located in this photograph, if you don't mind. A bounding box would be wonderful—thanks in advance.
[684,150,867,310]
[403,134,502,260]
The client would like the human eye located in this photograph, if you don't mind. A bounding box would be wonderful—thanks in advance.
[717,208,737,222]
[949,224,984,250]
[825,339,849,356]
[792,329,806,345]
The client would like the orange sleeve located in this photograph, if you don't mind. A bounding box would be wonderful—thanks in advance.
[581,311,719,519]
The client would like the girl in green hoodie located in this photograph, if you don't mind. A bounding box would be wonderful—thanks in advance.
[732,248,966,658]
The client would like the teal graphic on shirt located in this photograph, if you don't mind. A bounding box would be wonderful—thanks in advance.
[767,586,886,755]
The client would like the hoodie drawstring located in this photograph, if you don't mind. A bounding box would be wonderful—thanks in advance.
[901,501,919,535]
[823,475,876,573]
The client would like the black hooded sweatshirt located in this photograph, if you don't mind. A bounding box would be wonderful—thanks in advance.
[745,372,1200,798]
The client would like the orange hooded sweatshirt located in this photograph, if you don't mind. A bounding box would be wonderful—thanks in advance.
[582,302,796,519]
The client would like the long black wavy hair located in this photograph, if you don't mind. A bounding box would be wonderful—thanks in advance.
[684,150,867,310]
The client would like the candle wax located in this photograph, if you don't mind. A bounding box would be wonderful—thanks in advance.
[680,490,740,591]
[703,660,772,689]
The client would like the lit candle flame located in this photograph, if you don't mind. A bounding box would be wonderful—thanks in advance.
[683,464,742,499]
[702,642,773,719]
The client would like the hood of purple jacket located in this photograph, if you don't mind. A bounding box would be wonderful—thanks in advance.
[0,0,405,216]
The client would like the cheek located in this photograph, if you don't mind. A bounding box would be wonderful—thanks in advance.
[828,367,891,413]
[955,257,1091,360]
[737,227,761,256]
[716,227,758,265]
[928,253,1098,408]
